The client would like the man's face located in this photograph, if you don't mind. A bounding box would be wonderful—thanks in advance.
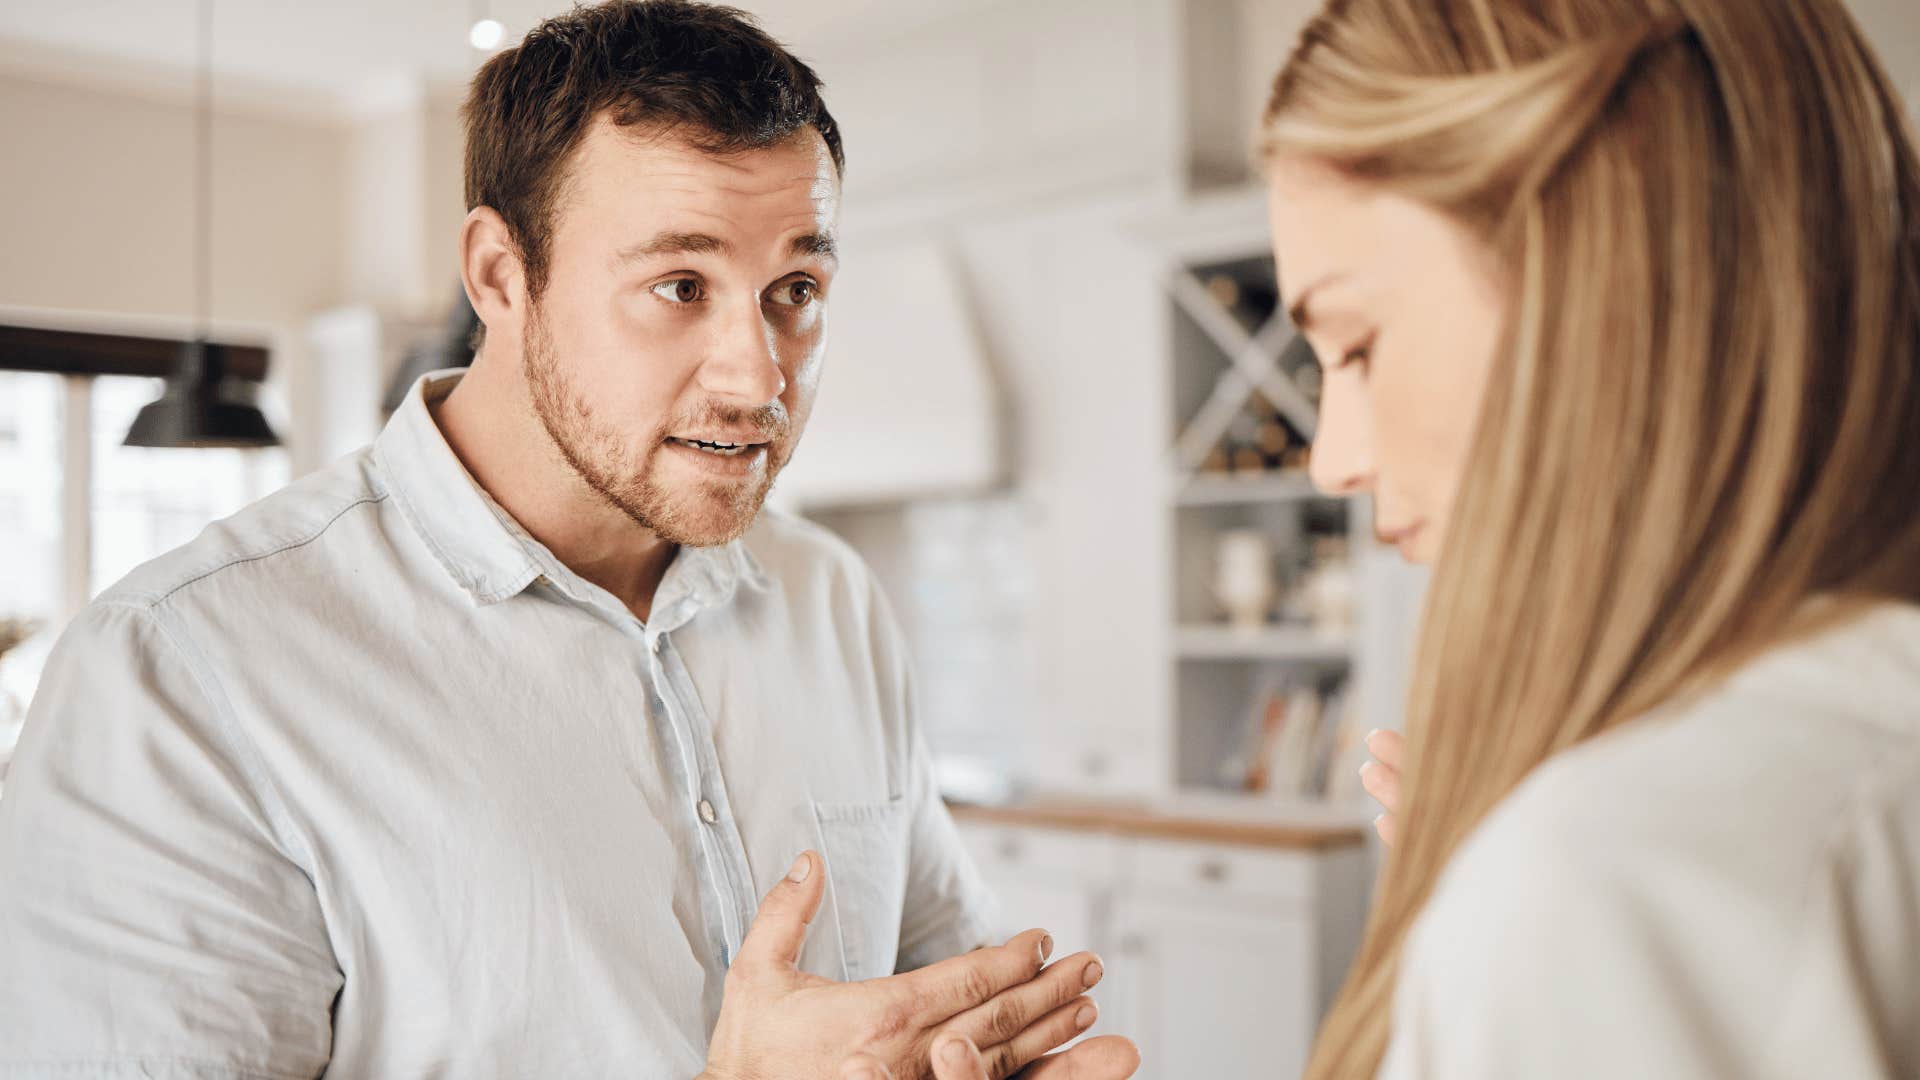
[524,116,840,547]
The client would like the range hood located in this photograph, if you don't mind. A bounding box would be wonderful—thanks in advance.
[776,239,1007,508]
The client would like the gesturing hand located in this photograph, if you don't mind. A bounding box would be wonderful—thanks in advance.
[700,851,1114,1080]
[839,1031,1142,1080]
[1358,728,1405,845]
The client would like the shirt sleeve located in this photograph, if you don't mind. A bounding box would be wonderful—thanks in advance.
[894,710,998,972]
[0,601,340,1079]
[865,587,996,973]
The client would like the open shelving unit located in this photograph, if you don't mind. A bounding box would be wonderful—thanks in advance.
[1137,186,1379,827]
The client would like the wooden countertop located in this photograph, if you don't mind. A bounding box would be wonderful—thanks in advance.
[947,797,1370,852]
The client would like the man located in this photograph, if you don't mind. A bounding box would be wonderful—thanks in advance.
[0,3,1137,1077]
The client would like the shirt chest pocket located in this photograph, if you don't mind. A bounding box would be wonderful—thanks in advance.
[811,796,910,981]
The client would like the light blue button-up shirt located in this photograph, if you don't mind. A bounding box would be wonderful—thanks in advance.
[0,370,995,1078]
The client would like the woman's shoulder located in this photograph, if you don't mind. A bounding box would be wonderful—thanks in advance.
[1492,599,1920,845]
[1446,600,1920,901]
[1390,601,1920,1076]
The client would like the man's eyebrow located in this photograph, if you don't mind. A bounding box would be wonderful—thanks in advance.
[614,231,733,263]
[790,232,838,261]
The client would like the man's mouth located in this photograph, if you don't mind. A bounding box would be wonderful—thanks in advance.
[665,436,769,458]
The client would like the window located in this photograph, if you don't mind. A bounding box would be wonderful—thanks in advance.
[0,372,66,784]
[0,372,287,780]
[90,376,287,594]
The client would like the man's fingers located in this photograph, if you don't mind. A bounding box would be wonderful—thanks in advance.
[735,851,826,973]
[1364,728,1405,770]
[946,952,1104,1053]
[842,1052,897,1080]
[896,928,1052,1024]
[1358,759,1401,811]
[931,1035,992,1080]
[1012,1037,1141,1080]
[974,995,1099,1079]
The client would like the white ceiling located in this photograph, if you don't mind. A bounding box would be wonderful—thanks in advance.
[0,0,996,115]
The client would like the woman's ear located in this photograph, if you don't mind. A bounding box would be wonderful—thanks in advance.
[460,206,525,345]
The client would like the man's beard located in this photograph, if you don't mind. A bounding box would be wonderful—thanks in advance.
[523,309,789,548]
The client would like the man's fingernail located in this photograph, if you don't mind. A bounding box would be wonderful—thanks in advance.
[1083,960,1103,987]
[1039,934,1054,963]
[941,1038,971,1066]
[788,853,811,883]
[1076,1004,1097,1028]
[1359,761,1375,779]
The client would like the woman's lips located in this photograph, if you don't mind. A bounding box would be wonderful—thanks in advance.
[1375,520,1425,553]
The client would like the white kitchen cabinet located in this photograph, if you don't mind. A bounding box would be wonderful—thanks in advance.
[959,823,1120,962]
[1110,897,1317,1079]
[952,816,1371,1076]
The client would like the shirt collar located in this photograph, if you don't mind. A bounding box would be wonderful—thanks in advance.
[374,368,770,622]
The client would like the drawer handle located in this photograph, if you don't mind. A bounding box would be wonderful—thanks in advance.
[997,837,1026,861]
[1197,860,1231,884]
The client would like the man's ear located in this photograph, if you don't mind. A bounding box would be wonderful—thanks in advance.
[460,206,526,342]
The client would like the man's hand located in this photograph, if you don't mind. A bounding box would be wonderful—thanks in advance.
[700,852,1111,1080]
[1358,728,1404,845]
[839,1031,1141,1080]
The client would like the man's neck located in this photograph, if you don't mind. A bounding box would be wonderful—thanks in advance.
[430,355,677,622]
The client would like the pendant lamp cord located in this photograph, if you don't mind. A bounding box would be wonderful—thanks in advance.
[194,0,213,346]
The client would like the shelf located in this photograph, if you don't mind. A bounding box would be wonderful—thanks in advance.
[1174,625,1353,663]
[948,793,1372,849]
[1155,788,1381,831]
[1176,470,1328,506]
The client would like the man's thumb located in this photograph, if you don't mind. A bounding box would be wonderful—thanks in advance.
[736,851,826,972]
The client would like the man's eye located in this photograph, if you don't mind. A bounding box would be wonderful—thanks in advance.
[651,279,705,304]
[768,279,817,308]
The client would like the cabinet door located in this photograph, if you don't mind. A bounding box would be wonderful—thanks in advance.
[1109,896,1318,1080]
[955,823,1120,1047]
[956,823,1117,958]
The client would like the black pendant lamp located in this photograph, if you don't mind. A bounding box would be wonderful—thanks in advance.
[125,0,280,449]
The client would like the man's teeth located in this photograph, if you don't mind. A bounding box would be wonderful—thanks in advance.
[672,437,755,457]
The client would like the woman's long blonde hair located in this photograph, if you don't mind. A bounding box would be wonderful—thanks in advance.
[1262,1,1920,1075]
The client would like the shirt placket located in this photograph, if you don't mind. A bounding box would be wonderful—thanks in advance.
[644,622,759,968]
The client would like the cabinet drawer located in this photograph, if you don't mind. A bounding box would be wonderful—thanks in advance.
[957,822,1123,882]
[1125,837,1317,904]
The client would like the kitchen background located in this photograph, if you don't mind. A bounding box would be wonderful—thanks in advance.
[2,1,1916,1074]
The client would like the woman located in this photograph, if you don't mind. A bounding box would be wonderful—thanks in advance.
[849,0,1920,1076]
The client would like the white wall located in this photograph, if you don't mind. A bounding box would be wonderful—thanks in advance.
[0,72,350,474]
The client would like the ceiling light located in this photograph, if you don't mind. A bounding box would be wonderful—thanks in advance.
[469,18,504,50]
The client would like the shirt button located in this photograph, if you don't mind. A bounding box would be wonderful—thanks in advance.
[698,799,718,825]
[649,636,664,655]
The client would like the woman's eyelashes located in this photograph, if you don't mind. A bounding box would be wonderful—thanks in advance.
[1309,332,1376,371]
[1338,334,1376,370]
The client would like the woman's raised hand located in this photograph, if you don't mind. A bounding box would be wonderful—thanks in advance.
[1358,729,1405,846]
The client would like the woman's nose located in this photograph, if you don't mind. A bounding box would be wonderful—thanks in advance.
[1308,375,1375,496]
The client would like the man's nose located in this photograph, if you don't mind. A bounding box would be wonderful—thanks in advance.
[1308,376,1375,497]
[699,297,788,405]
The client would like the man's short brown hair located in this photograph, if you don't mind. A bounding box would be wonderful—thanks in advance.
[463,0,845,299]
